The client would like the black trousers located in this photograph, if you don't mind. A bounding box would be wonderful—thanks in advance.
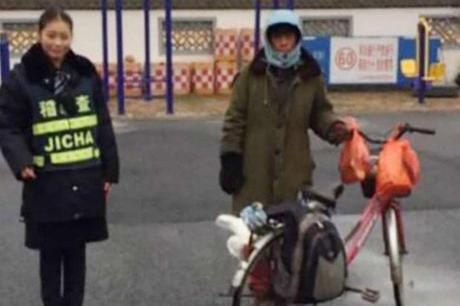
[39,243,86,306]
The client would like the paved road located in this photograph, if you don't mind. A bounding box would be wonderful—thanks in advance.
[0,110,459,306]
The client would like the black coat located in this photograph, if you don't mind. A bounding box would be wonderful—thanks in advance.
[0,44,119,223]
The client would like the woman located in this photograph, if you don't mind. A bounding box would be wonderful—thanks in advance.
[219,10,350,305]
[0,8,119,306]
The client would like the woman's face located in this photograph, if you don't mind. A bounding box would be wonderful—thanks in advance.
[39,18,73,66]
[269,28,298,53]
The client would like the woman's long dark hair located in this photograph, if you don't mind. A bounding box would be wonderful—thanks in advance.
[38,7,73,33]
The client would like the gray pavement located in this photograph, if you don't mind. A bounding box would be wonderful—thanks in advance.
[0,110,459,306]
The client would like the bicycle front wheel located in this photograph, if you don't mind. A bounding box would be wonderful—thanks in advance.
[232,230,284,306]
[385,207,404,306]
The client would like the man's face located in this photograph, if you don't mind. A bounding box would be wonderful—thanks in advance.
[269,26,298,52]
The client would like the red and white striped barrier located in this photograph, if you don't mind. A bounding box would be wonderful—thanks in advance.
[240,28,257,62]
[95,63,117,97]
[123,56,142,97]
[174,63,192,95]
[215,29,238,62]
[192,62,215,95]
[215,61,238,95]
[150,63,192,96]
[124,66,143,97]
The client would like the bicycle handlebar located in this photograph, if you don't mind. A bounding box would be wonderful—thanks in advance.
[358,123,435,144]
[404,124,436,135]
[358,131,385,144]
[394,123,436,140]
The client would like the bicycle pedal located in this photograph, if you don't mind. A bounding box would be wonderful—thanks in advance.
[361,288,380,303]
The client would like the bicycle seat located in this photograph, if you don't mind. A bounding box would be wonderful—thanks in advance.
[300,184,344,209]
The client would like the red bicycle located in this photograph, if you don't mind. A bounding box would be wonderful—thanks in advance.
[221,123,435,306]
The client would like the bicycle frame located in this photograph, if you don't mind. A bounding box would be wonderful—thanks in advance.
[344,193,407,265]
[225,122,434,306]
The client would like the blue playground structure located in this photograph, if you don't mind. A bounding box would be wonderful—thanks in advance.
[99,0,290,115]
[100,0,175,115]
[302,18,453,103]
[0,32,10,82]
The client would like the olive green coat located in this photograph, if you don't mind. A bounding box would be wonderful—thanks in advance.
[221,49,341,213]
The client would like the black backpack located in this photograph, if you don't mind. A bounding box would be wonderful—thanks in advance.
[267,201,347,304]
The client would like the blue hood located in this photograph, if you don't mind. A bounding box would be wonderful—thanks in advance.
[264,9,303,68]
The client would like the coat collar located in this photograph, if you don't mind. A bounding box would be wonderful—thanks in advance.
[21,43,96,83]
[249,47,322,82]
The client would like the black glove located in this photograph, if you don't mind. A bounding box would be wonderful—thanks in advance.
[219,152,244,195]
[327,121,352,145]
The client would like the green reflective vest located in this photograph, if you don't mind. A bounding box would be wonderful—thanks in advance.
[24,74,101,171]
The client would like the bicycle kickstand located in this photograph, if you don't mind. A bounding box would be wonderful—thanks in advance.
[345,286,380,303]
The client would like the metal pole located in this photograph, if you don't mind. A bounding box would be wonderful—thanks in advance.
[143,0,153,100]
[254,0,261,53]
[287,0,295,9]
[273,0,280,9]
[0,32,10,81]
[164,0,174,114]
[115,0,125,114]
[417,20,427,104]
[101,0,109,102]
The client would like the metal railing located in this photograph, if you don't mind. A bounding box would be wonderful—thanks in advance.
[0,32,11,82]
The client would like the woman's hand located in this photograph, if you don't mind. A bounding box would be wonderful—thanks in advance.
[21,166,36,181]
[104,182,112,196]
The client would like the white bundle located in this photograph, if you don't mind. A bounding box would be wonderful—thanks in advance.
[215,214,251,260]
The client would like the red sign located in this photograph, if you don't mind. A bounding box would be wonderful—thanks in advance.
[335,47,358,71]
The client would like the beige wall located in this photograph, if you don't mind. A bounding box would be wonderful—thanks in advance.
[1,7,459,83]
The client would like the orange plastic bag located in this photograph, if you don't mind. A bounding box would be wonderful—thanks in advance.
[376,139,420,198]
[339,119,370,184]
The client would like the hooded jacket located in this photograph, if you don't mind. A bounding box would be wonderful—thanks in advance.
[221,27,341,213]
[0,43,119,222]
[264,9,303,69]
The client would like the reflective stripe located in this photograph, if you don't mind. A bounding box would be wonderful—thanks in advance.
[33,120,69,135]
[50,147,99,165]
[32,115,98,135]
[33,156,45,167]
[70,115,98,130]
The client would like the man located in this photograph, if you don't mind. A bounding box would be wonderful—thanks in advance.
[219,11,350,304]
[220,9,349,214]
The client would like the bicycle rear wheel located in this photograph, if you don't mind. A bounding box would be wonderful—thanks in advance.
[232,230,284,306]
[385,207,404,306]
